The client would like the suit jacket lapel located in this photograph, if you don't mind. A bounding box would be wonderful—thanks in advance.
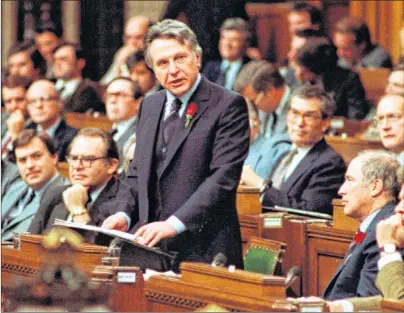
[280,140,325,191]
[2,186,28,219]
[142,94,166,187]
[160,77,211,177]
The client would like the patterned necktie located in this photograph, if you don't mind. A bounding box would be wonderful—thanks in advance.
[215,64,230,86]
[163,98,182,146]
[271,148,298,189]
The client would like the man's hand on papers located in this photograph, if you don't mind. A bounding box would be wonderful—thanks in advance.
[134,221,176,247]
[102,214,129,232]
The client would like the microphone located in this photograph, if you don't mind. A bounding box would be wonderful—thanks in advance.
[285,266,302,289]
[211,253,227,268]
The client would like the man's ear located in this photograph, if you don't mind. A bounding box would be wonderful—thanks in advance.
[321,118,331,133]
[370,178,384,197]
[77,59,86,72]
[107,158,119,174]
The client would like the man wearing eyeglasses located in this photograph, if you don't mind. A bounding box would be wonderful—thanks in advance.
[29,128,126,241]
[374,94,404,166]
[105,77,142,161]
[25,79,77,162]
[242,84,346,215]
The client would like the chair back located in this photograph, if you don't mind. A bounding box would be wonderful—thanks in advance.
[244,236,287,275]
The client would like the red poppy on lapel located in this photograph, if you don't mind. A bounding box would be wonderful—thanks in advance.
[354,231,366,244]
[185,103,197,128]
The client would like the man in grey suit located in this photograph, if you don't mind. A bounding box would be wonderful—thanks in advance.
[105,77,141,161]
[1,129,67,241]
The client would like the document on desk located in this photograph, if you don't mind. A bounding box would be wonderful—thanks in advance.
[53,219,138,242]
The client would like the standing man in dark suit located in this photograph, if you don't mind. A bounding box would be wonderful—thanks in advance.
[26,80,77,161]
[203,18,251,90]
[323,150,402,300]
[29,128,123,238]
[102,19,250,270]
[53,43,105,114]
[242,84,346,215]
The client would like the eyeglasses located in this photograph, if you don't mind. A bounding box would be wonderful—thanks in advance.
[373,113,403,126]
[26,96,58,107]
[105,92,133,102]
[287,109,325,124]
[66,155,108,168]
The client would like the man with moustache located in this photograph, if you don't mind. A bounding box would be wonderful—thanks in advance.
[102,19,250,271]
[242,84,345,215]
[1,130,67,241]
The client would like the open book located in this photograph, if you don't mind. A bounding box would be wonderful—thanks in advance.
[53,219,138,242]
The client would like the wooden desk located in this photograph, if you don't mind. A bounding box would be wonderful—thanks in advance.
[1,234,109,287]
[236,186,261,215]
[144,262,286,312]
[325,135,385,165]
[381,299,404,312]
[306,224,354,296]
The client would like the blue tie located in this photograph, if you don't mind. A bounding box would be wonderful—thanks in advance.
[163,98,182,146]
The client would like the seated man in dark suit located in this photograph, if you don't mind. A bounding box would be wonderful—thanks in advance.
[333,17,392,70]
[328,165,404,311]
[29,127,125,239]
[2,130,67,241]
[203,17,250,90]
[105,77,142,160]
[323,150,402,300]
[53,43,105,113]
[241,84,346,215]
[26,79,77,161]
[294,39,369,120]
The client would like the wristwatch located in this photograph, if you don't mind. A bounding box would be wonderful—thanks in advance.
[380,243,397,254]
[70,207,88,217]
[260,180,272,195]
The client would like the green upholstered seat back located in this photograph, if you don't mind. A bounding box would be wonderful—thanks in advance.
[244,246,279,275]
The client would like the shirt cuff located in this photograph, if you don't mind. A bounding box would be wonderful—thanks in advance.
[166,216,187,234]
[378,252,403,270]
[335,300,354,312]
[115,212,131,232]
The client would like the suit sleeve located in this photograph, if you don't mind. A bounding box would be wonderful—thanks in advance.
[262,154,346,215]
[78,86,105,114]
[173,94,250,232]
[28,186,65,234]
[376,261,404,299]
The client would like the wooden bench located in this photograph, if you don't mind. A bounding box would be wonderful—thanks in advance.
[356,68,390,105]
[325,135,385,165]
[65,112,113,131]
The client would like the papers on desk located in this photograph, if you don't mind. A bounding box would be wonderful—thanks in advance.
[143,269,181,281]
[53,219,138,242]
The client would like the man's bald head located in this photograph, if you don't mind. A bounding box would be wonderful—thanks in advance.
[124,15,151,51]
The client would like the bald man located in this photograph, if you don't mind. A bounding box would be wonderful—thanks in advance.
[25,79,77,161]
[100,15,151,86]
